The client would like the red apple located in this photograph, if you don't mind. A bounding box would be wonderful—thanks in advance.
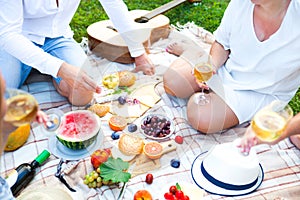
[133,190,153,200]
[90,148,111,169]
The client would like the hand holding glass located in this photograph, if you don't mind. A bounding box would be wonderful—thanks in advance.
[4,89,63,132]
[193,57,214,105]
[251,100,293,142]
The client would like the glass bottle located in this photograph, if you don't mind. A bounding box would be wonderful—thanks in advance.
[5,150,50,196]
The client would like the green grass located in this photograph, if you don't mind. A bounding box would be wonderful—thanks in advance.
[71,0,300,114]
[71,0,229,42]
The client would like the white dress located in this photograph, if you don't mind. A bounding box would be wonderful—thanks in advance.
[208,0,300,123]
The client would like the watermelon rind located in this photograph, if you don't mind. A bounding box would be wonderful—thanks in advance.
[56,133,98,150]
[56,110,101,150]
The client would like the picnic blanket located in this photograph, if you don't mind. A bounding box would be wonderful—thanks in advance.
[1,22,300,200]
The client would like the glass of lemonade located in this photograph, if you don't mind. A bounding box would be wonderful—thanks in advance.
[251,100,293,142]
[4,89,39,127]
[193,57,214,105]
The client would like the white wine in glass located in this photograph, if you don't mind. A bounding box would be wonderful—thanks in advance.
[4,89,38,127]
[193,62,213,105]
[251,100,293,142]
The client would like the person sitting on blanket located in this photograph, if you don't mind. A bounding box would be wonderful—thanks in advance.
[0,72,48,200]
[163,0,300,138]
[238,112,300,152]
[0,0,155,107]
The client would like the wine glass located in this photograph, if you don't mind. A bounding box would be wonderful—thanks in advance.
[4,89,39,127]
[4,88,64,133]
[43,108,64,132]
[251,100,293,142]
[193,56,214,105]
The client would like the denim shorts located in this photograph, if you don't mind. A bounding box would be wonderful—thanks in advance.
[0,36,87,88]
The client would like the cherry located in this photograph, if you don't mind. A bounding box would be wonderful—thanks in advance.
[145,173,153,184]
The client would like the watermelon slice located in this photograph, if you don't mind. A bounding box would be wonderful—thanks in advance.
[56,110,101,150]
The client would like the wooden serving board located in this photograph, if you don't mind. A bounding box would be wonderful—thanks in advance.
[108,76,162,122]
[130,140,177,177]
[111,140,177,177]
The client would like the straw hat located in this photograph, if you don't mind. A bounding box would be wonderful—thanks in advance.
[191,140,264,196]
[16,187,72,200]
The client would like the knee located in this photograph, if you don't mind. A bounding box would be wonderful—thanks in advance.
[186,98,211,134]
[290,135,300,150]
[68,92,93,106]
[163,69,195,99]
[163,72,178,97]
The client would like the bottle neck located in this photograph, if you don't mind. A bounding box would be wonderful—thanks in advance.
[30,160,40,169]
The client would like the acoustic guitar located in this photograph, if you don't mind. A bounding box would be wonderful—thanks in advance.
[87,0,199,64]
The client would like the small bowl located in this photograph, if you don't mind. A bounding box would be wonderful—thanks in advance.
[139,114,175,141]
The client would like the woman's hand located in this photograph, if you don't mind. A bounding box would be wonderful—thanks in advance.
[35,110,48,124]
[237,125,283,153]
[237,126,260,154]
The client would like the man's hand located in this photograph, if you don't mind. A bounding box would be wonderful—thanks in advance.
[57,62,101,94]
[133,53,155,75]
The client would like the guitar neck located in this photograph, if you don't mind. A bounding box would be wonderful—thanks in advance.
[143,0,187,20]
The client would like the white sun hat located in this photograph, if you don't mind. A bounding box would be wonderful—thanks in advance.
[191,140,264,197]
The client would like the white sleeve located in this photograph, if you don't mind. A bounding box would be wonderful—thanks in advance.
[0,0,62,77]
[98,0,145,57]
[213,0,238,50]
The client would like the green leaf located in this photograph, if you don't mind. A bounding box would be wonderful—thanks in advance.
[176,182,181,191]
[100,157,131,183]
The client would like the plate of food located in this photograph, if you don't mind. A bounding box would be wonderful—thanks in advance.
[48,110,104,160]
[139,114,175,141]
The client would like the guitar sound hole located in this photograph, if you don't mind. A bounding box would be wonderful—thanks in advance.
[135,17,149,23]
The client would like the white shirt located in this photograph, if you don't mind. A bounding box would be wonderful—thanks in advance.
[0,0,145,78]
[213,0,300,102]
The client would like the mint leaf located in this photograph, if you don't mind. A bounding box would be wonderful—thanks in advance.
[100,157,131,183]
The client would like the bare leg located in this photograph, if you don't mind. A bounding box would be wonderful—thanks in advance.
[163,43,208,98]
[163,58,201,98]
[187,92,239,134]
[290,135,300,149]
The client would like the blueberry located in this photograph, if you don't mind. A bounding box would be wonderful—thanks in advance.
[118,96,127,105]
[127,123,137,132]
[111,132,120,140]
[170,159,180,168]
